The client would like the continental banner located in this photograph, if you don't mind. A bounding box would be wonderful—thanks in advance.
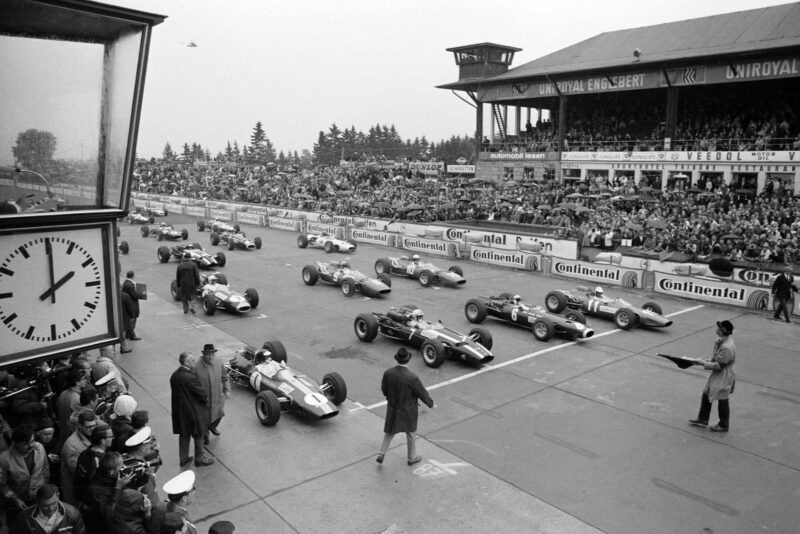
[244,205,270,215]
[400,235,458,258]
[652,271,772,311]
[208,209,233,221]
[235,212,265,226]
[350,228,397,248]
[184,206,207,217]
[164,202,185,215]
[267,216,302,232]
[306,221,344,239]
[439,227,578,259]
[551,258,641,288]
[470,245,541,272]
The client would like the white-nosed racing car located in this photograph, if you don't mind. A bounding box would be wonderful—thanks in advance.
[210,231,262,250]
[224,338,347,425]
[170,272,258,315]
[374,254,465,287]
[297,232,357,253]
[302,260,391,298]
[544,286,672,330]
[125,210,155,224]
[354,305,493,368]
[141,222,188,241]
[197,219,240,233]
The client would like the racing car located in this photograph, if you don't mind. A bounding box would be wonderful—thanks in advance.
[210,231,262,250]
[157,242,226,269]
[196,218,240,233]
[302,260,391,298]
[141,222,188,241]
[297,232,357,253]
[464,293,595,341]
[544,286,672,330]
[142,206,167,217]
[125,210,155,224]
[170,272,258,315]
[354,305,493,368]
[223,338,347,426]
[374,254,465,287]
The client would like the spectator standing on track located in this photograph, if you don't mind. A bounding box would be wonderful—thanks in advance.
[376,348,435,466]
[771,266,798,323]
[169,353,211,468]
[176,253,200,314]
[689,320,737,433]
[121,271,141,341]
[195,344,229,446]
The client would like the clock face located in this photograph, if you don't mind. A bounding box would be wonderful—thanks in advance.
[0,223,117,363]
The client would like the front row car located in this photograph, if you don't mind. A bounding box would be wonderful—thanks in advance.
[544,286,672,330]
[354,304,493,368]
[210,231,262,250]
[157,242,226,269]
[297,232,357,253]
[374,255,465,287]
[141,222,188,241]
[224,338,347,426]
[302,260,391,298]
[197,218,240,233]
[170,272,258,315]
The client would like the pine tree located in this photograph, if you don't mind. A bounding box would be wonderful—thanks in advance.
[162,143,174,160]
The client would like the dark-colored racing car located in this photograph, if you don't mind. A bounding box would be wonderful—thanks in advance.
[125,210,155,224]
[297,232,357,253]
[210,231,262,250]
[224,338,347,426]
[354,305,493,368]
[465,293,595,341]
[544,286,672,330]
[302,260,391,298]
[197,218,240,233]
[141,222,188,241]
[170,272,258,315]
[157,242,226,269]
[374,255,465,287]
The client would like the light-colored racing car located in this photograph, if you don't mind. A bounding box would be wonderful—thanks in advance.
[197,218,240,233]
[297,232,357,253]
[544,286,672,330]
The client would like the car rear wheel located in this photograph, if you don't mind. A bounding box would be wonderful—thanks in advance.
[421,339,446,368]
[322,372,347,405]
[374,259,391,275]
[245,288,259,309]
[118,241,129,255]
[157,246,170,263]
[341,278,355,297]
[464,299,487,323]
[532,318,555,341]
[302,265,319,285]
[564,310,587,324]
[141,226,149,237]
[545,291,567,313]
[418,270,433,287]
[210,232,220,246]
[148,216,155,224]
[324,241,334,253]
[156,232,163,241]
[254,237,262,249]
[297,235,309,248]
[228,239,235,251]
[197,221,205,231]
[354,313,379,341]
[202,293,216,315]
[614,308,637,330]
[234,224,240,233]
[498,292,514,300]
[255,391,281,426]
[262,338,287,363]
[170,280,179,300]
[181,229,188,240]
[215,252,226,267]
[348,240,358,251]
[468,327,493,350]
[642,302,663,315]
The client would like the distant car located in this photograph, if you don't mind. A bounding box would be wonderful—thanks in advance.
[374,255,465,287]
[210,231,262,250]
[302,260,391,298]
[224,338,347,426]
[197,219,240,233]
[544,286,672,330]
[297,232,357,253]
[170,272,257,315]
[142,206,168,217]
[157,242,226,269]
[354,304,493,368]
[125,210,154,224]
[464,293,595,341]
[141,222,188,241]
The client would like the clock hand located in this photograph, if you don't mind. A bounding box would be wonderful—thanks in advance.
[45,238,56,303]
[39,271,75,301]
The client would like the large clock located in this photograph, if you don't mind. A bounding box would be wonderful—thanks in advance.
[0,221,120,366]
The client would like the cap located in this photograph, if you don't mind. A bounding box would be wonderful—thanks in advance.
[163,470,195,496]
[124,425,152,448]
[209,521,236,534]
[716,320,734,335]
[113,394,137,417]
[595,286,603,293]
[94,371,116,387]
[394,347,412,364]
[202,343,218,353]
[131,410,149,429]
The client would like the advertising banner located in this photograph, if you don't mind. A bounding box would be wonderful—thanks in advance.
[208,209,233,221]
[350,228,397,248]
[164,202,185,214]
[185,206,207,217]
[563,150,799,163]
[438,227,578,259]
[652,271,771,310]
[235,212,265,226]
[446,165,475,174]
[306,221,345,239]
[469,245,541,272]
[487,152,548,161]
[399,235,458,258]
[550,258,640,288]
[267,217,302,232]
[245,205,270,215]
[408,162,445,174]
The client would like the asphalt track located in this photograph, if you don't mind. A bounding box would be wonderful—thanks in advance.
[110,213,799,534]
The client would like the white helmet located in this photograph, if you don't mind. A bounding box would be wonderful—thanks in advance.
[595,286,604,296]
[411,254,420,262]
[512,294,522,304]
[411,309,423,320]
[340,260,350,270]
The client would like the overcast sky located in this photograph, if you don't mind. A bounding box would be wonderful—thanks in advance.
[1,0,790,163]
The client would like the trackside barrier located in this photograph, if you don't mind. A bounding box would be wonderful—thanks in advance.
[469,245,542,272]
[235,212,265,226]
[163,202,185,215]
[550,257,641,289]
[349,228,397,248]
[651,271,787,312]
[267,216,302,232]
[184,206,207,217]
[399,234,459,258]
[305,221,345,239]
[208,209,234,221]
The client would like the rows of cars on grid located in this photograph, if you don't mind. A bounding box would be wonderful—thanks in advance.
[121,215,673,428]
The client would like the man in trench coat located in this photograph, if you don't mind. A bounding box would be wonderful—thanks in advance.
[377,348,435,466]
[175,253,200,314]
[169,352,212,467]
[689,320,736,432]
[195,344,230,445]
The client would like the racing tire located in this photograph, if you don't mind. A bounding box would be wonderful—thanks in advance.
[170,280,179,301]
[297,235,309,248]
[244,288,259,309]
[545,291,568,313]
[374,259,391,275]
[197,221,205,231]
[255,391,281,427]
[181,229,188,240]
[348,240,358,251]
[354,313,379,342]
[302,265,319,285]
[421,339,447,368]
[118,241,129,255]
[418,269,433,287]
[157,246,170,263]
[210,232,220,246]
[213,273,228,285]
[254,237,262,249]
[449,265,464,277]
[464,299,487,323]
[614,308,637,330]
[340,278,356,298]
[532,318,555,341]
[141,226,149,238]
[163,209,168,216]
[148,216,155,224]
[228,239,235,251]
[322,372,348,405]
[377,273,391,287]
[156,232,163,241]
[262,338,287,363]
[564,310,587,324]
[234,224,240,233]
[641,301,663,315]
[468,327,493,350]
[215,252,226,267]
[202,293,216,315]
[324,241,334,253]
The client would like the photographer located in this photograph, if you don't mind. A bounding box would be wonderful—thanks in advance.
[74,423,113,504]
[84,451,134,534]
[120,426,160,500]
[107,488,153,534]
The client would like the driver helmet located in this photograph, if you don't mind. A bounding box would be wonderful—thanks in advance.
[595,286,604,297]
[183,252,192,259]
[411,308,424,321]
[411,254,420,263]
[340,260,350,270]
[512,294,522,305]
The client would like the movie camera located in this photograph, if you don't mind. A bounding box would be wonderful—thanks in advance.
[0,363,72,402]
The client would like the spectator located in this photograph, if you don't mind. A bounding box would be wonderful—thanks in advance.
[60,411,97,506]
[0,426,50,524]
[12,484,85,534]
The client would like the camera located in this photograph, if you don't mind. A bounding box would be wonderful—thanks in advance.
[120,455,163,489]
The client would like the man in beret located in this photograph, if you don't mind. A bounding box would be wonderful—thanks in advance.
[376,348,435,466]
[771,265,798,323]
[689,320,737,432]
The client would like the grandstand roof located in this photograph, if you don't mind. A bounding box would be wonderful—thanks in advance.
[440,2,800,89]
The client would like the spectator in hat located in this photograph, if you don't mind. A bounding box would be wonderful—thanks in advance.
[689,320,737,432]
[12,484,85,534]
[92,346,128,394]
[195,343,229,446]
[121,270,142,341]
[149,470,197,534]
[176,253,200,314]
[110,395,138,453]
[376,348,436,466]
[209,520,235,534]
[33,416,60,488]
[771,266,798,323]
[170,353,211,468]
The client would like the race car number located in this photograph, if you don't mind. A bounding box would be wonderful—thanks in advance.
[406,265,416,275]
[331,271,340,282]
[420,330,436,340]
[511,308,519,321]
[278,383,294,395]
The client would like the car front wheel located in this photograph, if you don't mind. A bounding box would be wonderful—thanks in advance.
[255,391,281,426]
